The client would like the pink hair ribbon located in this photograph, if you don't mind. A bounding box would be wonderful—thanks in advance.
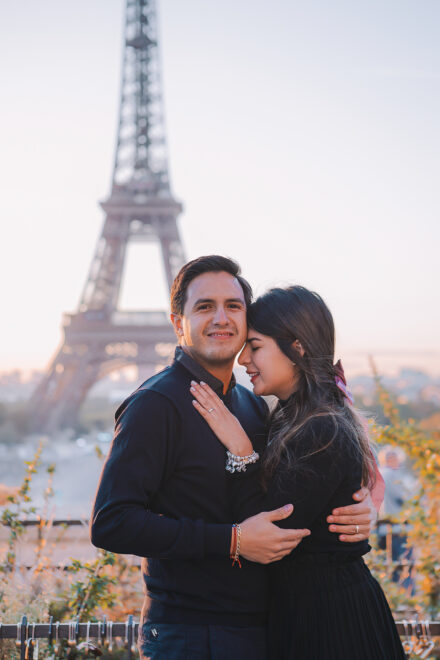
[333,359,354,405]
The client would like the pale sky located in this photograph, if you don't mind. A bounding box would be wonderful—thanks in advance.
[1,0,439,376]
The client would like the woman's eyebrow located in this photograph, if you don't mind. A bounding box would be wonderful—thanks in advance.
[247,337,262,343]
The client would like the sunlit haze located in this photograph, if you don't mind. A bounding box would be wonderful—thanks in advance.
[1,0,439,377]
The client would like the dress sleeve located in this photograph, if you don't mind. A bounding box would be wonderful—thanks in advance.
[90,390,231,559]
[261,418,354,530]
[230,417,355,529]
[370,452,385,511]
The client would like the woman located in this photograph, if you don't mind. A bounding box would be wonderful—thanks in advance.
[190,285,405,659]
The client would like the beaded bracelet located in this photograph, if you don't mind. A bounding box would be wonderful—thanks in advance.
[226,450,259,473]
[230,523,242,568]
[230,525,237,559]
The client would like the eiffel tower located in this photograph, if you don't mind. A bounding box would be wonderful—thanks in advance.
[30,0,185,434]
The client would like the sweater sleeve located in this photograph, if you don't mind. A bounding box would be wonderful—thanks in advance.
[228,462,266,522]
[227,396,269,522]
[90,390,231,560]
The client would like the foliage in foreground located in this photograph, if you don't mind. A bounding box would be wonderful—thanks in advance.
[365,362,440,617]
[0,443,142,658]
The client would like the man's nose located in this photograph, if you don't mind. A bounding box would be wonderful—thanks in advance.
[212,305,229,325]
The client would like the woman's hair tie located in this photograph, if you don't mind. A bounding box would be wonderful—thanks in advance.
[334,359,354,405]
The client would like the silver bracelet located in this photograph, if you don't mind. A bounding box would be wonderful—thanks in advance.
[226,450,259,473]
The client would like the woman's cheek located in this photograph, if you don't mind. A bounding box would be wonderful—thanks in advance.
[254,379,265,395]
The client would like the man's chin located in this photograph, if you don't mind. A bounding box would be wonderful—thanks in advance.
[206,351,238,366]
[202,344,241,365]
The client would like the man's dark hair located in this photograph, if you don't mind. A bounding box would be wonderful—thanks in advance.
[170,255,253,314]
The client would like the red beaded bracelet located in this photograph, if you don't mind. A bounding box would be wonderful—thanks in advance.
[230,523,242,568]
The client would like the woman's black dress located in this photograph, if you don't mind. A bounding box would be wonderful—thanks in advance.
[232,414,405,660]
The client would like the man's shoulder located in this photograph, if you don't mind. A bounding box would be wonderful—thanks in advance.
[137,361,186,394]
[115,364,183,421]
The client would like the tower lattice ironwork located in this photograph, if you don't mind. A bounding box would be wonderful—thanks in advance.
[30,0,185,433]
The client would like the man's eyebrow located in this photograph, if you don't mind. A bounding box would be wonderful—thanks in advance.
[193,298,215,306]
[193,297,245,306]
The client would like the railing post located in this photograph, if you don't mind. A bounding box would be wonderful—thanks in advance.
[127,614,133,660]
[20,615,27,660]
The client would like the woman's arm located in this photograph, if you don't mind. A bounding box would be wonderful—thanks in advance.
[190,380,254,456]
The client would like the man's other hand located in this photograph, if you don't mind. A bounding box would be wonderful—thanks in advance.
[327,487,377,542]
[239,504,310,564]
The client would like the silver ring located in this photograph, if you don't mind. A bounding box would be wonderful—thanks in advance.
[208,408,214,413]
[355,525,359,534]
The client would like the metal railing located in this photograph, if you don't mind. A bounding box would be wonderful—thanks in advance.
[0,616,439,658]
[0,616,139,659]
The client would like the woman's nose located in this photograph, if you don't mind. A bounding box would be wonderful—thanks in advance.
[238,344,250,365]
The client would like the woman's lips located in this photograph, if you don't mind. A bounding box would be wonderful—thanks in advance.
[247,371,260,384]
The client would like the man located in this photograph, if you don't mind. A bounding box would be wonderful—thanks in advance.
[91,255,379,659]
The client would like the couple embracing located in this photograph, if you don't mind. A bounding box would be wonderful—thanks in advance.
[91,255,405,659]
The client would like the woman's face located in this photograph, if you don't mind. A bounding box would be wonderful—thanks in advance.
[238,329,299,399]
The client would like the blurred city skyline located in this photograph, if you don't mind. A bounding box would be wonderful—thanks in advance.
[1,0,439,376]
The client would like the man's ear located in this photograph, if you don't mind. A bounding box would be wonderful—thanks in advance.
[293,339,305,357]
[170,313,184,340]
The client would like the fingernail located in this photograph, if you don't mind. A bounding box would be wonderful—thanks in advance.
[191,380,197,385]
[327,516,334,522]
[330,525,336,531]
[340,535,346,541]
[284,504,292,511]
[200,381,206,385]
[190,386,195,392]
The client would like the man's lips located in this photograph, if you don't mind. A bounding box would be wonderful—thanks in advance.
[247,371,260,384]
[207,332,235,340]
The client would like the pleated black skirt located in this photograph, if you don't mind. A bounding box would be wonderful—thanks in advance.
[268,554,406,660]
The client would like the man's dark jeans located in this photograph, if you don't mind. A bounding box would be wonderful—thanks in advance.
[139,621,267,660]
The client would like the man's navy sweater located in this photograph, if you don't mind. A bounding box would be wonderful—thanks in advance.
[91,347,269,625]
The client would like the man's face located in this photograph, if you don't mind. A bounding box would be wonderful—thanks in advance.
[172,271,247,370]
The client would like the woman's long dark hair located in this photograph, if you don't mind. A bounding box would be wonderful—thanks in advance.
[247,286,375,488]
